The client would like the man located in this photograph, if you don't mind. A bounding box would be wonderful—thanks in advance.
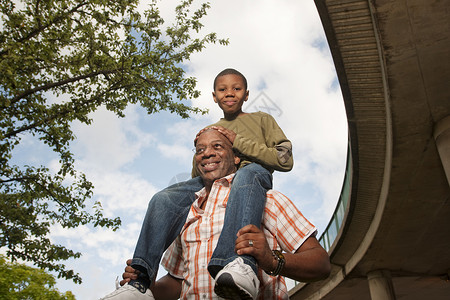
[111,128,330,300]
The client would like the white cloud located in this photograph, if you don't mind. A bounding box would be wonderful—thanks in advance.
[155,119,213,164]
[72,105,154,172]
[51,221,143,299]
[82,169,158,218]
[156,143,193,164]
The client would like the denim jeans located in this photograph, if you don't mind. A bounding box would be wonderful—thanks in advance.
[131,163,272,281]
[131,176,204,280]
[208,163,272,277]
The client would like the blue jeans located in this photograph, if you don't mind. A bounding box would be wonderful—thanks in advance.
[131,176,204,280]
[208,163,272,277]
[131,163,272,281]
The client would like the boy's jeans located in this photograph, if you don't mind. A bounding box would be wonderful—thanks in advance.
[131,163,272,281]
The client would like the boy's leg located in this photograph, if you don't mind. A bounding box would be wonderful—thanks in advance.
[100,177,204,299]
[208,163,272,277]
[131,176,204,281]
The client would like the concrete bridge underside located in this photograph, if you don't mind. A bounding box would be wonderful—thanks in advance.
[291,0,450,299]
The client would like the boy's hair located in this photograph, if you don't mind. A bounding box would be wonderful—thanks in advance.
[213,68,248,91]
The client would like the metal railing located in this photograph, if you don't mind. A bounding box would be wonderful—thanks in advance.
[288,145,352,291]
[318,145,352,252]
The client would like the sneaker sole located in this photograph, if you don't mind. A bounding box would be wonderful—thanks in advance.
[214,273,254,300]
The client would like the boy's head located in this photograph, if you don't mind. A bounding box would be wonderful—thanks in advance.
[213,68,247,91]
[212,68,249,119]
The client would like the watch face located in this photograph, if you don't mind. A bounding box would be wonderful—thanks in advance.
[273,250,285,260]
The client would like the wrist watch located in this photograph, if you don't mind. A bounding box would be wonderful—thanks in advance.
[266,250,285,276]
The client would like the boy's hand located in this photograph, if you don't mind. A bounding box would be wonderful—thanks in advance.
[210,126,237,144]
[194,126,236,144]
[194,127,210,144]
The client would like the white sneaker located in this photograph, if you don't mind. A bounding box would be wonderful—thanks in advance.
[214,257,260,300]
[100,283,155,300]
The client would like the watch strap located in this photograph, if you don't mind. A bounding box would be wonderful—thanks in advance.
[266,250,285,276]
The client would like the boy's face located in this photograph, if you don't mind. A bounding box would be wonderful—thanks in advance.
[213,74,249,117]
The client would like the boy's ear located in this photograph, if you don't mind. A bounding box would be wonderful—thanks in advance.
[245,90,249,102]
[212,91,218,103]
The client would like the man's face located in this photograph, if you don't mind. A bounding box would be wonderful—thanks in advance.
[213,74,249,117]
[194,129,240,186]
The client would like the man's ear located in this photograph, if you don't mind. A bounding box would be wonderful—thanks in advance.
[234,155,241,166]
[212,91,217,103]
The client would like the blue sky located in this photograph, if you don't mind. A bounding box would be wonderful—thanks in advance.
[6,0,348,298]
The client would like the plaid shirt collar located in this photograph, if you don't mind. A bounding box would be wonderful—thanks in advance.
[193,173,234,211]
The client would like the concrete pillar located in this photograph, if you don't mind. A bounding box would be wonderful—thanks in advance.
[434,115,450,186]
[367,270,396,300]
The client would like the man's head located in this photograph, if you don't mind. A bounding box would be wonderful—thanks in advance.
[213,68,249,119]
[194,128,241,189]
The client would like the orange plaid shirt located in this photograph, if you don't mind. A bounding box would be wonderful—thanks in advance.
[161,174,317,300]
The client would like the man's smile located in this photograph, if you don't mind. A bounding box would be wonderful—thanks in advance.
[201,161,221,172]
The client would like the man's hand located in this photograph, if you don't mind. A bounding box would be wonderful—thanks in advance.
[235,224,276,273]
[236,225,331,282]
[120,259,139,286]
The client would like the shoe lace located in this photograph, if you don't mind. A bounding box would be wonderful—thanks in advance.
[229,258,252,274]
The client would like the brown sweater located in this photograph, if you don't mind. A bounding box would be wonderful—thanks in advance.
[192,111,293,177]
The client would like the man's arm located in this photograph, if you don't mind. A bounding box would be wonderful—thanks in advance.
[229,113,294,172]
[281,235,331,282]
[151,274,182,300]
[236,224,331,282]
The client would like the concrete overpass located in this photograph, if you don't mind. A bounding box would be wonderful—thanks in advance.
[290,0,450,299]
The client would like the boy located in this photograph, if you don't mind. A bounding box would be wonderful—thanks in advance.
[101,68,293,300]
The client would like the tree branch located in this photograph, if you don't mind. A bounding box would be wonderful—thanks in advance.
[0,1,88,57]
[4,73,130,139]
[10,70,111,104]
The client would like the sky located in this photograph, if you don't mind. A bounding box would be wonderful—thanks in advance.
[7,0,348,298]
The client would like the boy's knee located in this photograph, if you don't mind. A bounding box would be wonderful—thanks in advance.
[234,164,272,189]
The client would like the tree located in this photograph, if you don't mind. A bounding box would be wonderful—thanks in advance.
[0,255,76,299]
[0,0,228,284]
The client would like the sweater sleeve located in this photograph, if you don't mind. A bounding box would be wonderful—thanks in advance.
[232,113,293,172]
